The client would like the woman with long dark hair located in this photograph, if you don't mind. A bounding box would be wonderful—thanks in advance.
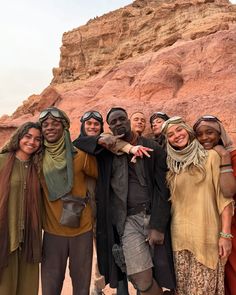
[0,122,42,295]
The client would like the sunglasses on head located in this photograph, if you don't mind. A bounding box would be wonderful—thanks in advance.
[193,115,221,130]
[39,108,63,121]
[80,111,103,122]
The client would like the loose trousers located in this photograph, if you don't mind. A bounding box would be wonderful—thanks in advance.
[41,230,93,295]
[0,249,39,295]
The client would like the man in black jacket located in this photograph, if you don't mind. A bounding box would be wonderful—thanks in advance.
[74,107,175,295]
[106,107,172,295]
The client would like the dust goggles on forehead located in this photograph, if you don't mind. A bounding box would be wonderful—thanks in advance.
[193,115,221,130]
[80,111,103,123]
[39,108,63,121]
[150,111,169,124]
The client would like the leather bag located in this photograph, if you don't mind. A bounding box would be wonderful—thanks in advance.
[60,194,89,228]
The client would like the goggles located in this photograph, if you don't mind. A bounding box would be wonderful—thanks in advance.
[150,112,169,124]
[193,115,221,131]
[39,108,63,121]
[80,111,103,123]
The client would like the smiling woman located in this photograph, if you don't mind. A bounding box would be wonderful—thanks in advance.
[0,122,42,295]
[162,116,234,295]
[193,115,236,295]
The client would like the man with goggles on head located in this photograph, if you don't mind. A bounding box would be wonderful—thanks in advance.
[149,112,169,148]
[74,110,107,295]
[38,107,98,295]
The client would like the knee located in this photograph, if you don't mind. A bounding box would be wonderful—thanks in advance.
[129,275,153,293]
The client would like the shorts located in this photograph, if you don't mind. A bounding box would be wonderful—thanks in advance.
[122,212,153,275]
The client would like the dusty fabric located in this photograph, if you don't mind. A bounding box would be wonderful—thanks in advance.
[122,213,153,275]
[73,135,175,289]
[0,249,39,295]
[174,250,224,295]
[43,130,75,201]
[161,117,208,176]
[41,149,97,237]
[171,150,233,270]
[0,153,41,279]
[166,138,207,175]
[41,231,93,295]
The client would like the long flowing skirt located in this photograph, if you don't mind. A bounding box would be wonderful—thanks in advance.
[173,250,224,295]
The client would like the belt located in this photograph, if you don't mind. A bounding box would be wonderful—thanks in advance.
[127,202,151,216]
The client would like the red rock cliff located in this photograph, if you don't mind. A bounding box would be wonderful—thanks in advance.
[0,0,236,145]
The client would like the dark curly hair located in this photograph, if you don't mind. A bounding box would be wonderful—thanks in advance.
[0,122,42,173]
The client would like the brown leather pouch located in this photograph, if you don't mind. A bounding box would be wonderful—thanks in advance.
[60,194,89,228]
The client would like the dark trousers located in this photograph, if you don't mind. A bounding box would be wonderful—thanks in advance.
[41,230,93,295]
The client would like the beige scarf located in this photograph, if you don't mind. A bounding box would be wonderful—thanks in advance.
[162,117,208,194]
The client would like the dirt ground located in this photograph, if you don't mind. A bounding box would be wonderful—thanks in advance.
[39,263,135,295]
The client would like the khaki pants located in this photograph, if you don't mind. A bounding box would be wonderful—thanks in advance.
[0,249,39,295]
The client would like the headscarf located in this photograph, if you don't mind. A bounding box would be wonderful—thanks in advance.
[193,118,236,152]
[39,107,76,201]
[162,117,208,193]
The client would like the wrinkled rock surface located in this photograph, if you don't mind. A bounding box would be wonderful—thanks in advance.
[0,0,236,146]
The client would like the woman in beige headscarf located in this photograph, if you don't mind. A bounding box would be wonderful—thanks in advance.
[193,115,236,295]
[162,116,234,295]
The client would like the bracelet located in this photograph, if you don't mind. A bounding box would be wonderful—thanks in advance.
[220,169,234,174]
[220,164,232,168]
[220,232,234,239]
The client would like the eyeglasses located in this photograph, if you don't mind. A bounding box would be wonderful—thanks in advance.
[193,115,221,130]
[39,108,63,121]
[80,111,103,123]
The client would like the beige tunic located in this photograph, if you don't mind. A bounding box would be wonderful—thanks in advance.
[171,150,234,270]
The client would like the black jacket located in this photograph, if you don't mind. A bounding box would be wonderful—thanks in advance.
[73,135,175,289]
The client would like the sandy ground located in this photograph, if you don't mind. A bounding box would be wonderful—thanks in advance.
[39,261,135,295]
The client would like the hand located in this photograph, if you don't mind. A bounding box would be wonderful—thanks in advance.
[147,229,164,247]
[218,237,232,260]
[130,146,153,163]
[98,134,124,149]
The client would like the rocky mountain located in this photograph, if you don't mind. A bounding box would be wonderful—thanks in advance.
[0,0,236,145]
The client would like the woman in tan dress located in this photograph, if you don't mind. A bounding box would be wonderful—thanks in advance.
[162,116,234,295]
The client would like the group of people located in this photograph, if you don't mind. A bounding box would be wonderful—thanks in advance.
[0,106,235,295]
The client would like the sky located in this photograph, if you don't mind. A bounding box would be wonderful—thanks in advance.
[0,0,235,116]
[0,0,132,116]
